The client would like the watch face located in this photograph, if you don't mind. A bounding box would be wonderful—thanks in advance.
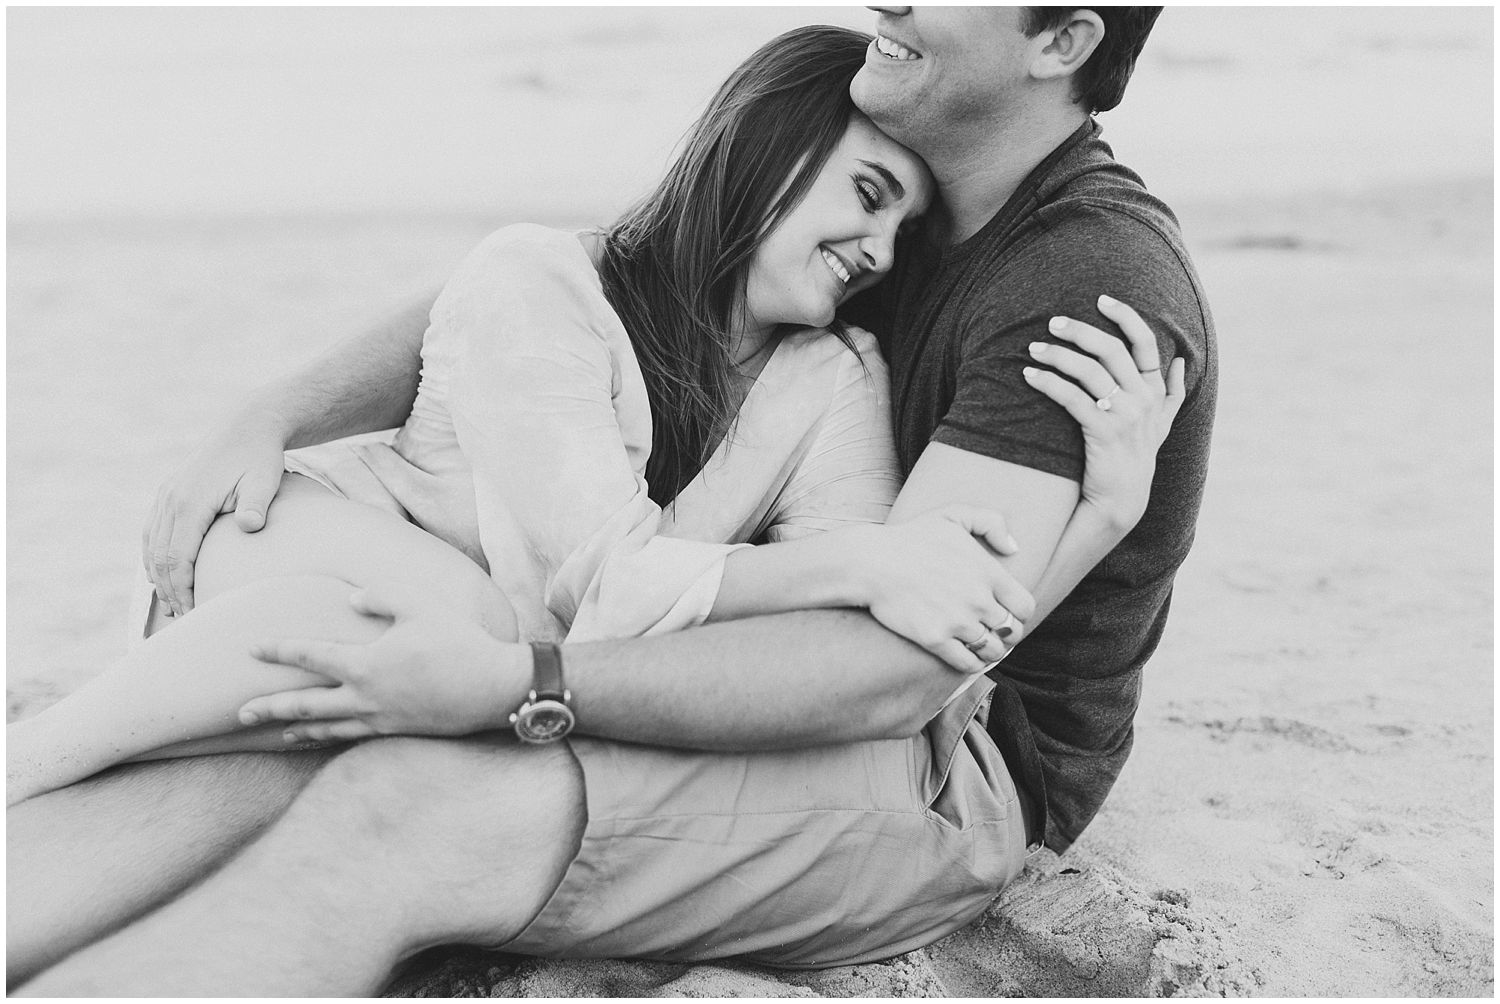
[516,700,575,744]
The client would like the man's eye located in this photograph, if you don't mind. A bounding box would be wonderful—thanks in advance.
[855,177,882,210]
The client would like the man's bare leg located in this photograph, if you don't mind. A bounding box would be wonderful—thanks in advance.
[6,748,333,987]
[16,735,585,997]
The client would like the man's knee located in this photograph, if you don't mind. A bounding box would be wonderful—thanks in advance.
[297,737,582,852]
[277,736,584,943]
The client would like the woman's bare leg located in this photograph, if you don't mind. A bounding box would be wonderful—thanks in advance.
[7,475,515,804]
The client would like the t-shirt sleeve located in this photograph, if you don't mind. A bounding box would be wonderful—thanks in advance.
[763,328,902,542]
[933,206,1211,483]
[439,227,746,643]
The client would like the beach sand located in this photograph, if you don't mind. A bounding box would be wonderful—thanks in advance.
[7,7,1493,997]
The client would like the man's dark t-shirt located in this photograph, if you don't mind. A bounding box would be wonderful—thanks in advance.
[847,120,1218,853]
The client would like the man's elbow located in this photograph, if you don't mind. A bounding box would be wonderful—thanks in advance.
[862,671,969,741]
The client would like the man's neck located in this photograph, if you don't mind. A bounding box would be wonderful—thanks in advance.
[928,109,1089,248]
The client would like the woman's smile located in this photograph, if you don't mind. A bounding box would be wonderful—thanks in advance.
[820,245,854,287]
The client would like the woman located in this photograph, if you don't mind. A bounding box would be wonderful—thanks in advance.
[8,26,1179,802]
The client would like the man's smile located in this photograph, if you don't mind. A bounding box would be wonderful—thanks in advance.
[874,34,921,61]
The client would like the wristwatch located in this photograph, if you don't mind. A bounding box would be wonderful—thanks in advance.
[510,642,575,744]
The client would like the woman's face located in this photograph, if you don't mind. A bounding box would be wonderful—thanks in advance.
[742,113,934,336]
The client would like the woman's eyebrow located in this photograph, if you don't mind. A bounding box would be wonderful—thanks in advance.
[858,160,905,201]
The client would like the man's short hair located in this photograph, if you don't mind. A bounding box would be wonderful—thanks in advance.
[1023,7,1162,113]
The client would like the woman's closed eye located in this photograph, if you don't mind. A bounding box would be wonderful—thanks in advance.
[854,175,884,212]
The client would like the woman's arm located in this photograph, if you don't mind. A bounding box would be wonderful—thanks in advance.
[706,334,1033,670]
[1021,295,1187,624]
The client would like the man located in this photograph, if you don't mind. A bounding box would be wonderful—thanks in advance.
[8,7,1214,995]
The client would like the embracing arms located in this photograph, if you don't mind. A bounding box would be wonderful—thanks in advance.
[239,299,1183,749]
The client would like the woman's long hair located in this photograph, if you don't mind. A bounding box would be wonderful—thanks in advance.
[597,25,872,507]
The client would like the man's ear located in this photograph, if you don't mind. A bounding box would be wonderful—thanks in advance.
[1028,9,1105,85]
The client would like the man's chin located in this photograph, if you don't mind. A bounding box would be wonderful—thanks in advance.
[850,74,912,142]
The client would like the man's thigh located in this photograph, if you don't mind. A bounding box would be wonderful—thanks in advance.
[504,678,1027,969]
[7,749,332,986]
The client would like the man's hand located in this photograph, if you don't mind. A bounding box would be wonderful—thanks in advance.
[239,582,524,743]
[352,443,488,572]
[142,417,288,617]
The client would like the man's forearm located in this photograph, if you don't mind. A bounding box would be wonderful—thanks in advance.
[564,608,965,751]
[255,292,437,449]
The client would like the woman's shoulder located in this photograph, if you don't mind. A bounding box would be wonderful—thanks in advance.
[437,223,613,319]
[777,324,888,379]
[462,223,598,279]
[430,223,625,366]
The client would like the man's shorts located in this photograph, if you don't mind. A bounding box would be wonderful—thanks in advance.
[502,675,1028,969]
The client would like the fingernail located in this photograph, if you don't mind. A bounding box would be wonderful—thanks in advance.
[997,625,1014,639]
[1047,316,1066,334]
[1098,293,1117,307]
[1004,535,1019,551]
[1021,366,1039,380]
[1029,341,1048,355]
[239,710,259,726]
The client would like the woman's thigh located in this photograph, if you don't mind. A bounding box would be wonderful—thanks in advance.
[194,474,513,638]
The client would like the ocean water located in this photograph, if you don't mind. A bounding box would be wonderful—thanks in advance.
[7,7,1492,222]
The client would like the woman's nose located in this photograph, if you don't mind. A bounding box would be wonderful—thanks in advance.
[857,229,897,276]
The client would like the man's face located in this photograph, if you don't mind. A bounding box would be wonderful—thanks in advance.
[850,6,1035,150]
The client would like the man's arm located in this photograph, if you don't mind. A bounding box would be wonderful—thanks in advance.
[247,444,1079,750]
[145,291,437,615]
[267,292,436,450]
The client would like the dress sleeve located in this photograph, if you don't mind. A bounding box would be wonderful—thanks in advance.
[762,328,902,543]
[439,227,746,643]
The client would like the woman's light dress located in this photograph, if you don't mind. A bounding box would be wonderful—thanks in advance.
[286,224,902,643]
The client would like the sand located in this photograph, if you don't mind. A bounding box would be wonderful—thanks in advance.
[7,7,1493,998]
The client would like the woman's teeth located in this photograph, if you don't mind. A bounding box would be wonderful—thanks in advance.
[875,35,920,61]
[821,248,851,285]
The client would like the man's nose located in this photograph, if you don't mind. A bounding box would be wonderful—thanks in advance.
[867,6,912,15]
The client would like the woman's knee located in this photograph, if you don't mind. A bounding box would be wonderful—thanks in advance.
[195,476,516,641]
[194,475,321,601]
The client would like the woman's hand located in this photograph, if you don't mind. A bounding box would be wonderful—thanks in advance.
[852,506,1037,674]
[1022,294,1187,534]
[239,583,520,743]
[143,415,290,618]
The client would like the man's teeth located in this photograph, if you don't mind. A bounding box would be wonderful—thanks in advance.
[821,248,851,285]
[875,35,920,61]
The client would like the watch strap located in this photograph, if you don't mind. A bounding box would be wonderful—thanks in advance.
[529,642,566,701]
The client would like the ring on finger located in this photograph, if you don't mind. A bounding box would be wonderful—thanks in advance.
[1095,384,1122,411]
[974,632,1013,667]
[959,628,991,653]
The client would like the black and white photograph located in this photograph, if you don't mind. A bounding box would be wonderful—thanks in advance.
[6,5,1492,996]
